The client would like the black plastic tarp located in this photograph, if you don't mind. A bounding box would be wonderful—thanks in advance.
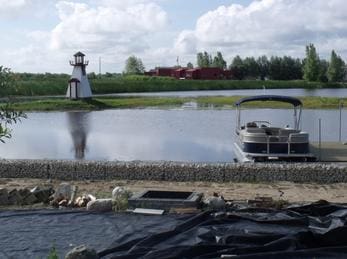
[0,209,186,258]
[2,201,347,258]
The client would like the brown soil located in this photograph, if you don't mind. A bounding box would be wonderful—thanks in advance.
[1,178,347,204]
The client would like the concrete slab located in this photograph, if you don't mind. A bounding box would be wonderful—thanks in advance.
[310,142,347,162]
[132,208,165,215]
[128,190,202,211]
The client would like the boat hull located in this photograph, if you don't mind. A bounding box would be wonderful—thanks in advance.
[243,142,310,154]
[233,142,316,163]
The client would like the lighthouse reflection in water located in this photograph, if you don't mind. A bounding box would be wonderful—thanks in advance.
[66,112,90,159]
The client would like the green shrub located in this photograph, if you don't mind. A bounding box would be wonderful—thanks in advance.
[1,72,346,98]
[47,245,59,259]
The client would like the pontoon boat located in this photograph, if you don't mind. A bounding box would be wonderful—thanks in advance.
[233,95,316,162]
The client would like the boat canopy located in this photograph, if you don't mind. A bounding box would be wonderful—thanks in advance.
[235,95,302,107]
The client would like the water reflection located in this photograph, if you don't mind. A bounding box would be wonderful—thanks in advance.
[0,109,345,162]
[66,112,90,159]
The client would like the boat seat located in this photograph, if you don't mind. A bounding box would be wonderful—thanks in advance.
[289,133,309,142]
[246,122,258,128]
[245,128,266,134]
[263,127,280,136]
[279,129,300,136]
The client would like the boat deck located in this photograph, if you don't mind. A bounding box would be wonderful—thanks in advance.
[310,142,347,162]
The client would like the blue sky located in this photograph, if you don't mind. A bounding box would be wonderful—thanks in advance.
[0,0,346,73]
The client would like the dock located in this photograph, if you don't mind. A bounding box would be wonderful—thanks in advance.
[310,142,347,162]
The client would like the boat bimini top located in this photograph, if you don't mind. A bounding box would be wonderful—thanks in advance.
[234,95,302,107]
[235,95,303,131]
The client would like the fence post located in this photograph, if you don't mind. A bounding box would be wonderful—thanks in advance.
[319,118,322,162]
[339,100,343,143]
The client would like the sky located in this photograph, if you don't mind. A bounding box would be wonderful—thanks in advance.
[1,0,347,73]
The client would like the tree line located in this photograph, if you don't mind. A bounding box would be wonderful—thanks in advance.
[193,44,346,82]
[124,44,346,82]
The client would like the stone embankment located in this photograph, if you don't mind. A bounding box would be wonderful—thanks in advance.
[0,159,347,184]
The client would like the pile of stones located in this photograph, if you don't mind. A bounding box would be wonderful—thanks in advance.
[0,186,53,206]
[0,182,131,213]
[50,183,131,212]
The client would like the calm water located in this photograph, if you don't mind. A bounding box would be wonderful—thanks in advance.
[0,108,346,162]
[111,88,347,97]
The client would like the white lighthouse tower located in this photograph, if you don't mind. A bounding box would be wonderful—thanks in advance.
[66,51,92,99]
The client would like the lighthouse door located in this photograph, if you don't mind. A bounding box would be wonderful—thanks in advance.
[69,79,80,99]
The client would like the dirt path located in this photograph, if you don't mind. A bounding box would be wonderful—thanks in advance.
[1,178,347,204]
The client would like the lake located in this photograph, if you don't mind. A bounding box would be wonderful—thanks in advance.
[110,88,347,97]
[0,107,345,162]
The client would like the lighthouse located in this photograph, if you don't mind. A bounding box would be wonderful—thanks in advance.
[66,51,92,99]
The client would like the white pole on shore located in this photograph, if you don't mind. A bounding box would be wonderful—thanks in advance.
[339,100,343,143]
[319,118,322,162]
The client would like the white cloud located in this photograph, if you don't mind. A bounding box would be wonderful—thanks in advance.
[50,0,168,54]
[174,0,347,59]
[0,0,28,10]
[174,30,197,54]
[0,0,170,73]
[4,0,347,73]
[0,0,32,16]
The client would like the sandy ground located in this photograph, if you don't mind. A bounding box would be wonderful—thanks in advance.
[1,178,347,204]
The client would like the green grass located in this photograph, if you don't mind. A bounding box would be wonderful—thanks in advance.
[196,96,347,109]
[2,96,346,111]
[1,75,347,97]
[4,97,188,111]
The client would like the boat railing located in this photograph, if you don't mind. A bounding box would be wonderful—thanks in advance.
[240,132,307,155]
[263,133,308,155]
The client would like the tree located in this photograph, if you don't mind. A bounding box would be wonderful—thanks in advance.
[229,56,246,80]
[243,57,259,79]
[186,62,194,69]
[197,52,204,67]
[203,51,212,67]
[327,50,346,82]
[257,55,270,80]
[303,44,320,81]
[212,52,227,69]
[0,66,15,90]
[0,66,26,143]
[197,51,212,67]
[319,59,329,82]
[87,72,97,79]
[124,56,145,75]
[268,56,303,80]
[269,56,282,80]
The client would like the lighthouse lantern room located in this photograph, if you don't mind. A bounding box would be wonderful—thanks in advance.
[66,52,92,99]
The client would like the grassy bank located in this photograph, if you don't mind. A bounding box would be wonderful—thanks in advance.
[2,75,347,97]
[2,96,346,111]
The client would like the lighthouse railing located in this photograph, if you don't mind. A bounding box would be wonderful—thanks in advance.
[70,60,89,66]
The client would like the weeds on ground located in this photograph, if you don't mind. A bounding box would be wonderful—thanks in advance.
[47,244,59,259]
[113,190,133,212]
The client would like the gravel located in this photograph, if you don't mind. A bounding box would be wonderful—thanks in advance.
[0,159,347,184]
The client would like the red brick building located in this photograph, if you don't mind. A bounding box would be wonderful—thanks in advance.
[171,68,187,79]
[145,67,233,80]
[144,67,175,77]
[183,67,233,80]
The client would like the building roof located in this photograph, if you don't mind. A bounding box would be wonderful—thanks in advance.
[74,51,85,57]
[235,95,302,107]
